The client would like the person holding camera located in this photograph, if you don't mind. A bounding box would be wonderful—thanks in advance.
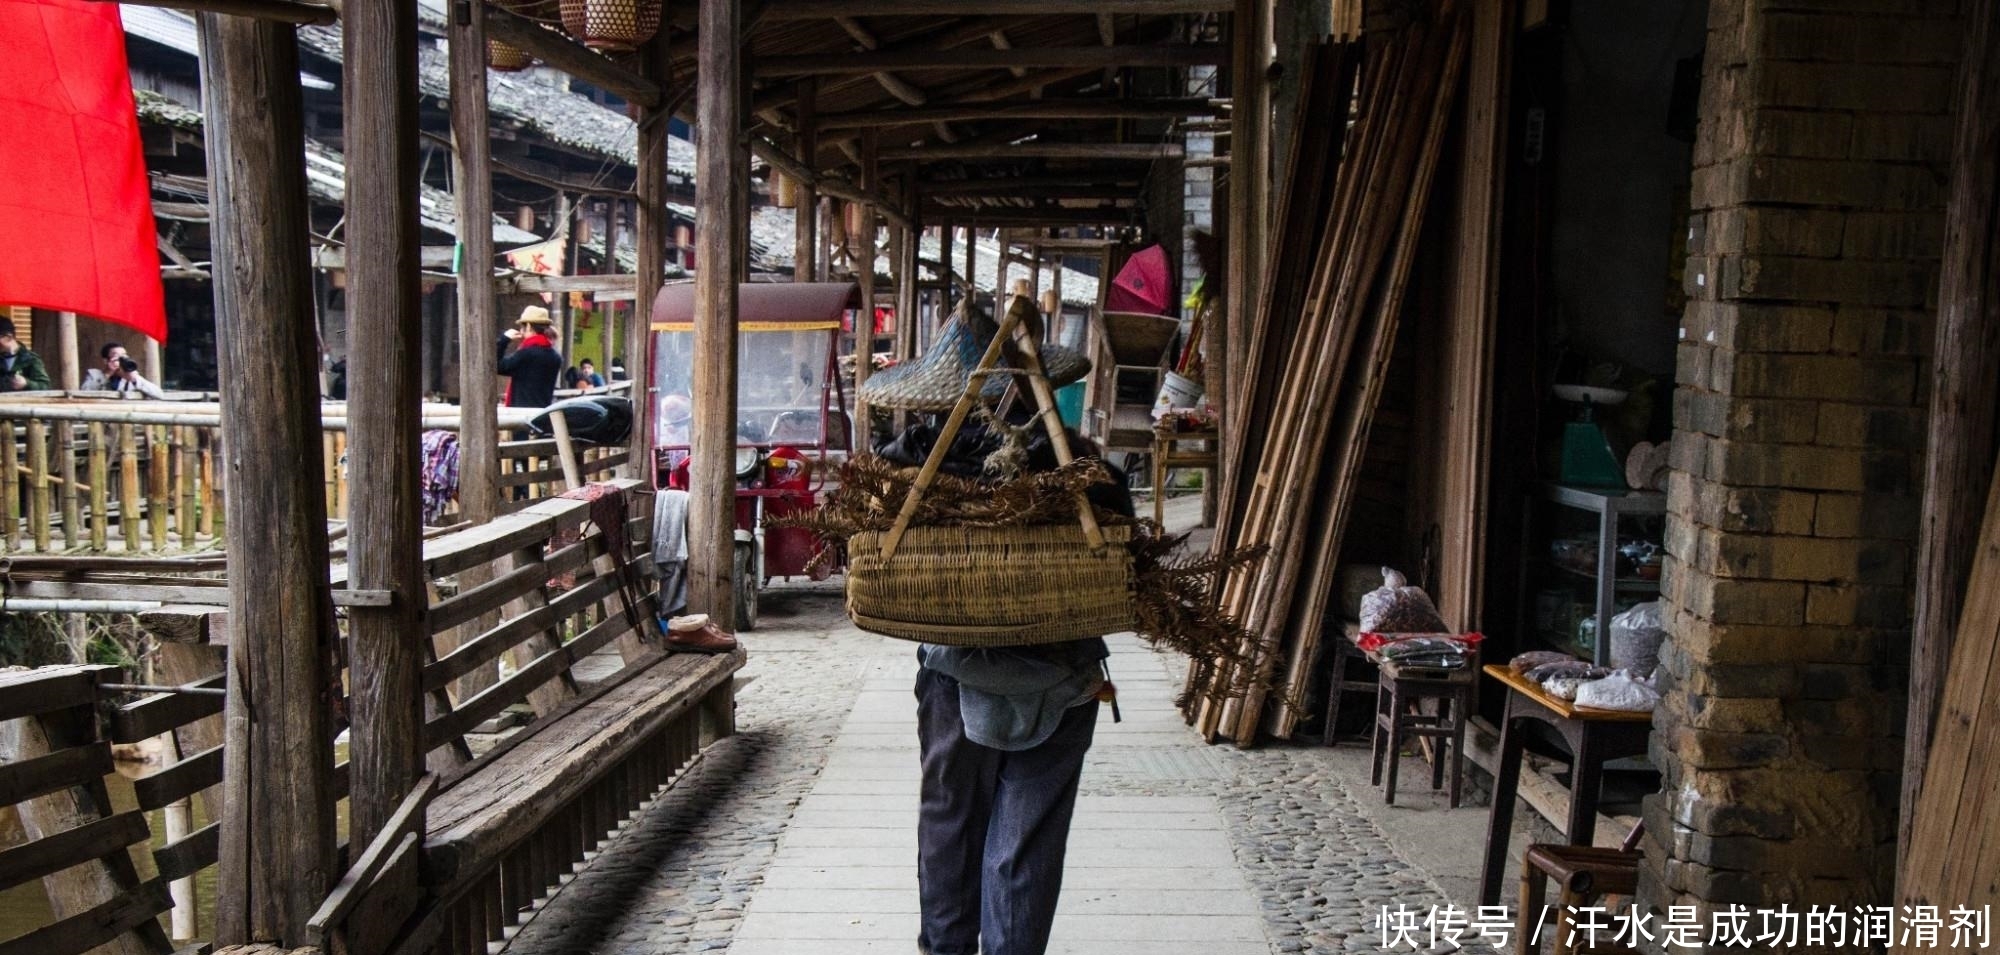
[0,318,52,393]
[82,342,165,399]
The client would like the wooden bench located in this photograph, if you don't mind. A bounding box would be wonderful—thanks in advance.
[301,480,744,955]
[117,479,741,955]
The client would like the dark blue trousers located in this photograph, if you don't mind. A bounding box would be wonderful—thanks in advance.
[914,666,1099,955]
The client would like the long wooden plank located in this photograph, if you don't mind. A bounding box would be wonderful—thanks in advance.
[130,746,224,813]
[154,821,220,883]
[1899,0,2000,879]
[0,667,110,723]
[0,745,115,807]
[0,876,170,955]
[425,534,600,637]
[109,676,226,743]
[0,811,150,894]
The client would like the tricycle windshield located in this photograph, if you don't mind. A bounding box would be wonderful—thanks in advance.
[652,324,841,450]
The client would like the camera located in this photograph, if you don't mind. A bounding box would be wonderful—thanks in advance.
[116,357,138,373]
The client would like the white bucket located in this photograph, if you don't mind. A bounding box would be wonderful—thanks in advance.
[1152,370,1204,420]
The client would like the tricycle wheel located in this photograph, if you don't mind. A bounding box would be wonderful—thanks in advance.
[733,539,760,632]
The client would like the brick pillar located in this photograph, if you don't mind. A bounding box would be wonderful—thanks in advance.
[1641,0,1962,934]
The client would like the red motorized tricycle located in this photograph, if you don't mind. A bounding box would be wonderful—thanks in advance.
[648,282,858,630]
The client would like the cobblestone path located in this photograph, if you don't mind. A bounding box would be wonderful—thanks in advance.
[508,583,1496,955]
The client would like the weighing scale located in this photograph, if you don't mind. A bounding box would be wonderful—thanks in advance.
[1553,384,1627,488]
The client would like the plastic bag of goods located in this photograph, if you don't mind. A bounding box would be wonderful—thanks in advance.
[1609,600,1667,678]
[1358,568,1448,634]
[1574,672,1661,712]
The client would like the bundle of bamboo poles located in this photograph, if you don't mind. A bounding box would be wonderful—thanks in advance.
[1189,2,1470,745]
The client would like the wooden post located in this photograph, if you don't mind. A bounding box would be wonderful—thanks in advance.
[794,79,819,282]
[451,0,499,526]
[939,220,955,312]
[896,175,920,362]
[853,130,879,428]
[601,199,618,372]
[449,0,505,704]
[345,0,427,854]
[197,14,339,946]
[57,312,81,391]
[964,226,977,309]
[1899,0,2000,891]
[632,34,670,483]
[1222,0,1272,495]
[689,0,745,623]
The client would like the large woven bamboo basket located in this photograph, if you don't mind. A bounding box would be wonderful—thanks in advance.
[847,524,1136,647]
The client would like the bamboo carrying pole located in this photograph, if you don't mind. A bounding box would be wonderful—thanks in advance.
[198,13,339,944]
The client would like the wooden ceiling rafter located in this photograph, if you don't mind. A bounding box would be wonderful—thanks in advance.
[761,0,1232,18]
[814,96,1223,129]
[754,44,1226,76]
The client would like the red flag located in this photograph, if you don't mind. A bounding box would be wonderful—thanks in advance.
[0,0,167,342]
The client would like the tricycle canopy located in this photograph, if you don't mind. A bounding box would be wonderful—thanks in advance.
[648,281,860,452]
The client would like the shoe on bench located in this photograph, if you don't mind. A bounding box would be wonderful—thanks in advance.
[664,613,738,655]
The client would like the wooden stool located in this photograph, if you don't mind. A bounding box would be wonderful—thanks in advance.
[1149,423,1218,524]
[1369,660,1474,806]
[1320,625,1380,745]
[1515,830,1643,955]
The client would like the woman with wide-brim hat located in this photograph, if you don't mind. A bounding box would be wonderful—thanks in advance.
[497,304,564,409]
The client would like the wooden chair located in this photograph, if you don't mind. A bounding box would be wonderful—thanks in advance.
[1514,823,1645,955]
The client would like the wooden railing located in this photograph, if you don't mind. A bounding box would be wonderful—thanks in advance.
[0,414,221,555]
[0,399,624,554]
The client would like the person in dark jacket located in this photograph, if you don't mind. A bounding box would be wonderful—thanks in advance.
[497,305,563,409]
[0,318,52,393]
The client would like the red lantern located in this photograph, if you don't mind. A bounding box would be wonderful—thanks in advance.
[558,0,661,52]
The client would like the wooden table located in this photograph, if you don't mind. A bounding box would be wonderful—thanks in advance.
[1477,664,1653,906]
[1150,424,1218,524]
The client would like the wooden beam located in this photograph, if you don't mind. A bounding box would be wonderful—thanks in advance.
[749,133,915,232]
[1219,0,1271,542]
[764,0,1233,17]
[886,141,1183,161]
[817,97,1223,129]
[918,206,1137,226]
[87,0,334,25]
[920,174,1143,194]
[1899,0,2000,897]
[196,13,338,946]
[756,45,1227,76]
[499,272,637,294]
[485,5,662,109]
[344,0,426,855]
[831,16,933,107]
[689,0,744,625]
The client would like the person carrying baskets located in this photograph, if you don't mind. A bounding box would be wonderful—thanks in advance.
[856,297,1121,955]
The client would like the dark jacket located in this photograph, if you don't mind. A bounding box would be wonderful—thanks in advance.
[497,334,563,408]
[0,347,52,393]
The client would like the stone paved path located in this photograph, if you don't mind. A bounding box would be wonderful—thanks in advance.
[507,578,1502,955]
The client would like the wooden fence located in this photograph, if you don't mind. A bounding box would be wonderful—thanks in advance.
[0,401,631,555]
[0,478,729,955]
